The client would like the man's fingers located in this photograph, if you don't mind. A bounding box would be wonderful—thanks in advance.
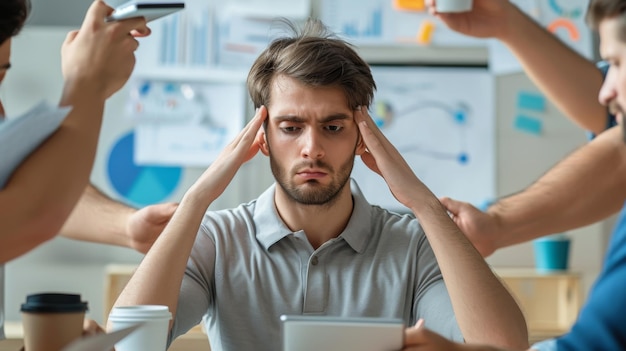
[82,319,104,336]
[80,0,115,32]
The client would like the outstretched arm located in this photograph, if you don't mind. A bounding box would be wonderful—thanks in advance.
[402,322,533,351]
[0,1,150,263]
[60,184,177,253]
[427,0,607,134]
[442,125,626,256]
[355,107,528,349]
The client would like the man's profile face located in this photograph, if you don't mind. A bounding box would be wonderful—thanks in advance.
[598,16,626,130]
[263,75,363,206]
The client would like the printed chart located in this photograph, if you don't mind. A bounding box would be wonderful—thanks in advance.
[107,131,182,207]
[351,66,495,212]
[128,79,247,167]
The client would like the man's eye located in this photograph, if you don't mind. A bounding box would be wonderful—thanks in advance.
[281,126,300,133]
[326,125,343,132]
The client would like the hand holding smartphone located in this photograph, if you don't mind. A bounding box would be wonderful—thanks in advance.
[106,1,185,22]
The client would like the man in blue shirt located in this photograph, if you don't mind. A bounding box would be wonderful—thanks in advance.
[405,0,626,349]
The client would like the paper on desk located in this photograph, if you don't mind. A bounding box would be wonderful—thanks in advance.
[0,101,71,188]
[61,323,144,351]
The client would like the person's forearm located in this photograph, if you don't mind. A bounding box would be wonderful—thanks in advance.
[499,5,606,134]
[60,184,135,247]
[0,81,106,263]
[491,126,626,249]
[411,197,528,349]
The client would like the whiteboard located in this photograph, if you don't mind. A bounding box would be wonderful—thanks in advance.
[352,65,495,212]
[319,0,484,47]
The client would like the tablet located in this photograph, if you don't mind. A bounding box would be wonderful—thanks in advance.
[106,1,185,22]
[280,315,404,351]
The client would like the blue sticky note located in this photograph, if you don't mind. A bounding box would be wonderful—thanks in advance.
[517,91,546,112]
[514,115,543,135]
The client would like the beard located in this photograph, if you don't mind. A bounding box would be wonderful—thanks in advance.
[269,151,355,206]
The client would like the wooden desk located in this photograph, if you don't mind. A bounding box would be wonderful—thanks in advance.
[494,268,581,344]
[105,265,582,347]
[0,321,209,351]
[0,322,23,351]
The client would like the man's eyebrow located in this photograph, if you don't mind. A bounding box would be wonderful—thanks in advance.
[319,113,351,123]
[273,113,352,123]
[0,62,11,70]
[273,115,306,123]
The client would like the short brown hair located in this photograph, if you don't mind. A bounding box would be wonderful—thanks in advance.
[0,0,31,45]
[586,0,626,40]
[246,18,376,111]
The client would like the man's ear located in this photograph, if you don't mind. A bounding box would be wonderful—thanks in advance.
[258,128,270,156]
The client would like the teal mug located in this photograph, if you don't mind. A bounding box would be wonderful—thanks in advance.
[533,234,571,272]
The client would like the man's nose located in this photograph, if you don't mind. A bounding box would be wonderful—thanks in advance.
[301,129,324,159]
[599,66,617,107]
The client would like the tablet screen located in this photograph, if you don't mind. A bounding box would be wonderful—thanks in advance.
[280,315,404,351]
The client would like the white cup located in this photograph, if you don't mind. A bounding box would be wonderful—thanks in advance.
[108,305,172,351]
[436,0,473,13]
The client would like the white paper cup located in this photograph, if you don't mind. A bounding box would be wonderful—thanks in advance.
[108,305,172,351]
[436,0,473,13]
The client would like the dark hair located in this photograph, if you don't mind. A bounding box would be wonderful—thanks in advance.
[586,0,626,41]
[0,0,31,45]
[246,18,376,111]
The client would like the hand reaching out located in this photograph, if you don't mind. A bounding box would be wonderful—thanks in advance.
[127,202,178,254]
[439,197,502,257]
[425,0,514,40]
[61,0,151,99]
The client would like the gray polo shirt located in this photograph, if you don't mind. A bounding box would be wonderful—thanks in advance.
[169,180,462,350]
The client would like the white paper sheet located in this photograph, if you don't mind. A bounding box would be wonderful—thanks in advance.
[62,323,144,351]
[0,101,71,188]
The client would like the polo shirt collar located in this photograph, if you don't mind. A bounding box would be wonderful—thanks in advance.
[253,179,373,253]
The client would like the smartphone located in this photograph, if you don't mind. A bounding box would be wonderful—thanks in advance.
[106,1,185,22]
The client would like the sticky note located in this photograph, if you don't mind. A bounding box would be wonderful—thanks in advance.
[517,91,546,112]
[514,115,543,135]
[394,0,426,11]
[417,20,435,45]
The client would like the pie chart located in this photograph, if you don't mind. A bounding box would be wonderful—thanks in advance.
[107,131,182,207]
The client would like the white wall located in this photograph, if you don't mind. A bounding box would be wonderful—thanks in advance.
[2,25,610,326]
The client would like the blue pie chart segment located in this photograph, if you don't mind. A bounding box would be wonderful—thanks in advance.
[107,131,182,207]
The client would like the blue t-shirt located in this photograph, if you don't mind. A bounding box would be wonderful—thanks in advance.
[552,203,626,350]
[533,62,623,351]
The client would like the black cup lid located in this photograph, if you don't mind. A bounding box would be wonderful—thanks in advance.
[20,293,88,313]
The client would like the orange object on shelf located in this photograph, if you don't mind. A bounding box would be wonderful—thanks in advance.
[394,0,426,11]
[417,20,435,45]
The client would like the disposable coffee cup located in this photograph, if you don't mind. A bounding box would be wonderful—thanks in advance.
[533,233,571,272]
[108,305,172,351]
[20,293,88,351]
[436,0,473,13]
